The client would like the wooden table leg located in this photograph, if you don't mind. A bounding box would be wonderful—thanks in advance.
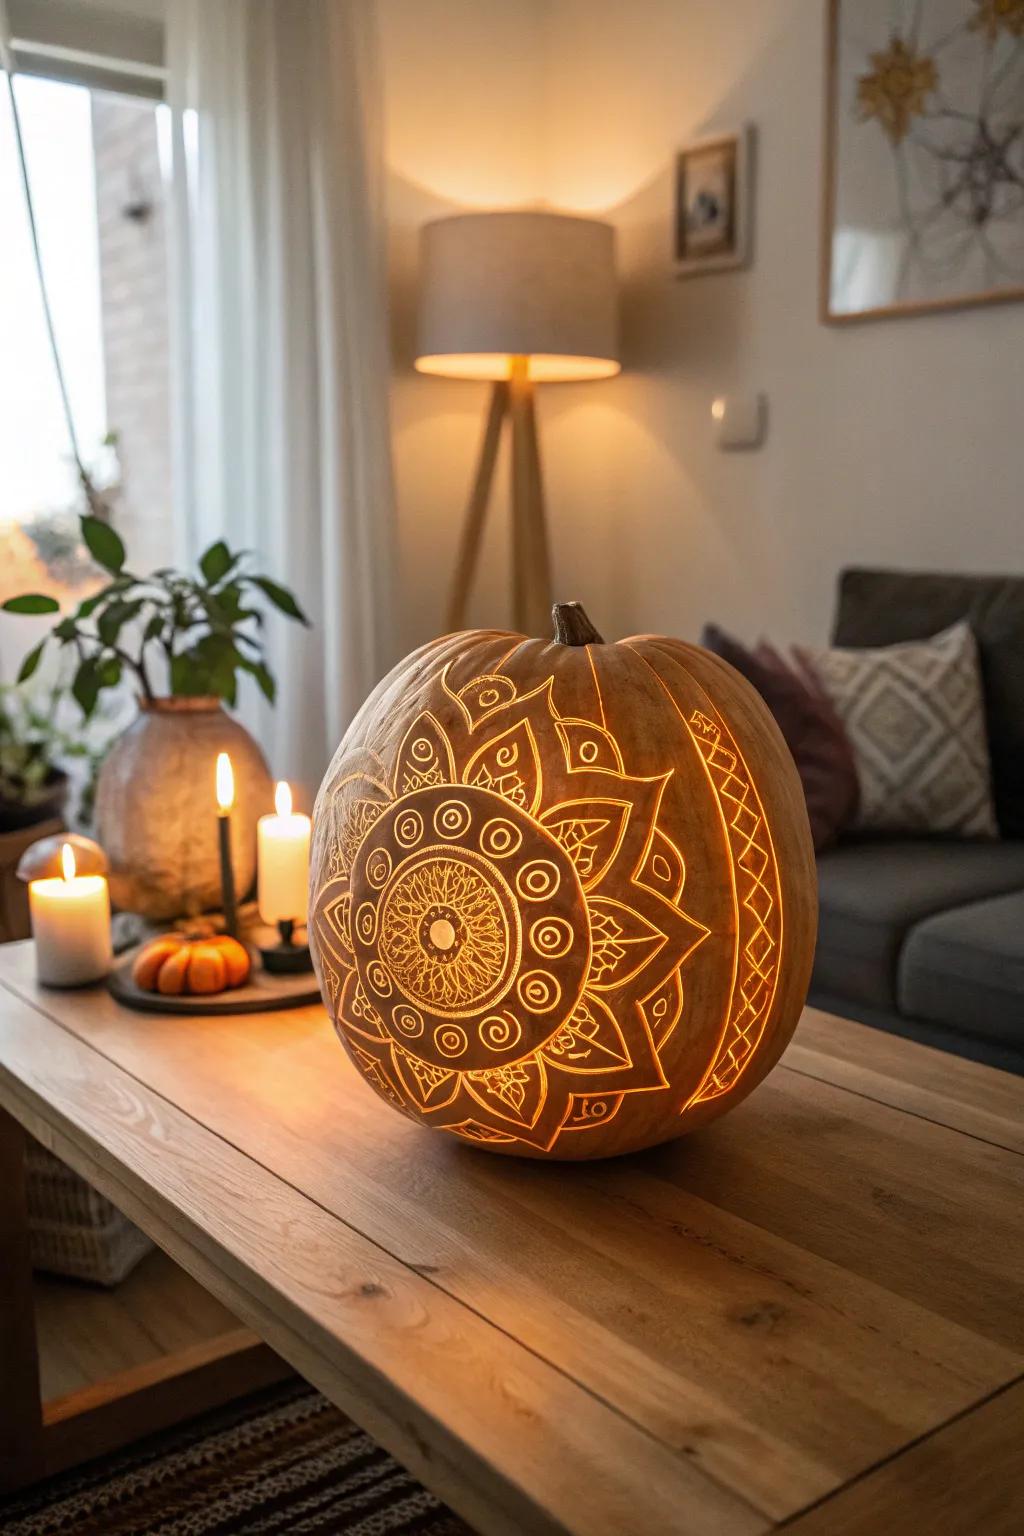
[0,1107,44,1492]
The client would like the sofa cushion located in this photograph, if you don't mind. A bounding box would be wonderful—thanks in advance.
[832,567,1024,837]
[803,621,997,838]
[899,892,1024,1052]
[813,838,1024,1011]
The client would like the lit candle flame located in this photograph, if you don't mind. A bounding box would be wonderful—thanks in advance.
[61,842,76,882]
[215,752,234,814]
[274,780,292,818]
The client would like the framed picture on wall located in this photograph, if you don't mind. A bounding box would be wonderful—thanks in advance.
[823,0,1024,323]
[674,127,753,277]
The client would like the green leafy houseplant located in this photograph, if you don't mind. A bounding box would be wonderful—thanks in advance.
[3,516,310,716]
[0,683,108,830]
[0,685,66,813]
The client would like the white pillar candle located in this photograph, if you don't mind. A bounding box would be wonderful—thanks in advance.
[257,781,311,925]
[29,843,112,987]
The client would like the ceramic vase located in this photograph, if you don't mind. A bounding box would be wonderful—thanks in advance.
[95,698,273,920]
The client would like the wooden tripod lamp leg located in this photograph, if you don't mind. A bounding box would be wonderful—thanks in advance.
[522,383,553,635]
[445,382,508,634]
[509,359,531,633]
[509,358,553,637]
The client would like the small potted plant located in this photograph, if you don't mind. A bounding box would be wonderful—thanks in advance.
[3,515,310,919]
[0,686,71,832]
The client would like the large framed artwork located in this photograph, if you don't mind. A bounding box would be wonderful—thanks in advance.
[823,0,1024,322]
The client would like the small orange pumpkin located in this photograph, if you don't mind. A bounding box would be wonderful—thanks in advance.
[133,933,251,995]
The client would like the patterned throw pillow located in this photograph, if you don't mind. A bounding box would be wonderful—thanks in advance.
[802,622,997,838]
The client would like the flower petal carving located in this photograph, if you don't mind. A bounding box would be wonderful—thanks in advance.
[392,1046,459,1111]
[454,672,518,728]
[636,828,686,904]
[463,719,542,814]
[393,712,455,798]
[541,992,632,1073]
[640,966,684,1052]
[324,772,392,879]
[339,970,387,1040]
[540,799,631,889]
[587,898,668,990]
[319,888,354,967]
[467,1054,547,1128]
[556,717,624,774]
[561,1093,625,1133]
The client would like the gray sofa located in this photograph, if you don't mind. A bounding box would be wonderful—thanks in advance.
[808,568,1024,1074]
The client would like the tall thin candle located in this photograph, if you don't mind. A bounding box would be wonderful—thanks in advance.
[215,751,238,938]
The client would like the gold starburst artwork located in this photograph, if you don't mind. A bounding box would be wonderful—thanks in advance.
[971,0,1024,40]
[857,35,938,143]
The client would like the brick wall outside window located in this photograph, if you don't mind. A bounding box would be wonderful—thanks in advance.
[90,92,173,570]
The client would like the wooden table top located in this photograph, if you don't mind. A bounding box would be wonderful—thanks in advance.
[0,939,1020,1535]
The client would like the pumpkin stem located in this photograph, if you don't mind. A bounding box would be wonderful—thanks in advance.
[552,602,605,646]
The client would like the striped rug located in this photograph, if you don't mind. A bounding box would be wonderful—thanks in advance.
[0,1381,475,1535]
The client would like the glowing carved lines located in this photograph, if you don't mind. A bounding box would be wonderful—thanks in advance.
[379,852,513,1014]
[588,898,667,989]
[542,994,632,1072]
[316,670,711,1151]
[464,719,543,814]
[684,710,782,1104]
[393,1047,457,1110]
[541,798,631,888]
[394,711,454,798]
[555,717,625,774]
[467,1057,546,1128]
[561,1093,625,1132]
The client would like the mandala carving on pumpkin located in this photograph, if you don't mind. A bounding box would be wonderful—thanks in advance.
[310,670,713,1151]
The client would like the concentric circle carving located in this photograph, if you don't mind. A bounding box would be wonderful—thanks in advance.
[480,817,523,859]
[348,785,589,1071]
[355,901,377,945]
[393,1004,424,1038]
[395,809,423,848]
[516,859,561,902]
[434,799,471,839]
[435,1023,468,1058]
[366,848,392,889]
[517,970,562,1014]
[529,916,573,959]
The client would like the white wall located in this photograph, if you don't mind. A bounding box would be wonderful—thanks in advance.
[380,0,547,649]
[381,0,1024,654]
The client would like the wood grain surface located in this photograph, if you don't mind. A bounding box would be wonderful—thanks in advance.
[0,943,1020,1534]
[35,1248,241,1400]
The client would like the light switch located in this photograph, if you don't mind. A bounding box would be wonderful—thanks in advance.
[712,393,766,450]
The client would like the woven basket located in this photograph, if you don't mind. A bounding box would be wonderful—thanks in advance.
[26,1138,153,1286]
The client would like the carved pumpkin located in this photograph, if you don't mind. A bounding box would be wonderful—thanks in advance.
[132,933,251,995]
[309,603,816,1159]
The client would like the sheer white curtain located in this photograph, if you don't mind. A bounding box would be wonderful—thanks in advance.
[166,0,396,798]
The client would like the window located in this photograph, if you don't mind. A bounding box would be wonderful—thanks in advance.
[0,72,173,614]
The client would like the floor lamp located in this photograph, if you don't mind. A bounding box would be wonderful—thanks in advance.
[415,211,620,637]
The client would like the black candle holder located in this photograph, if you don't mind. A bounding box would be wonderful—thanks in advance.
[259,918,313,975]
[217,813,238,939]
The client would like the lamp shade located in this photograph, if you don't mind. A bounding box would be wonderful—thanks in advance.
[415,211,619,383]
